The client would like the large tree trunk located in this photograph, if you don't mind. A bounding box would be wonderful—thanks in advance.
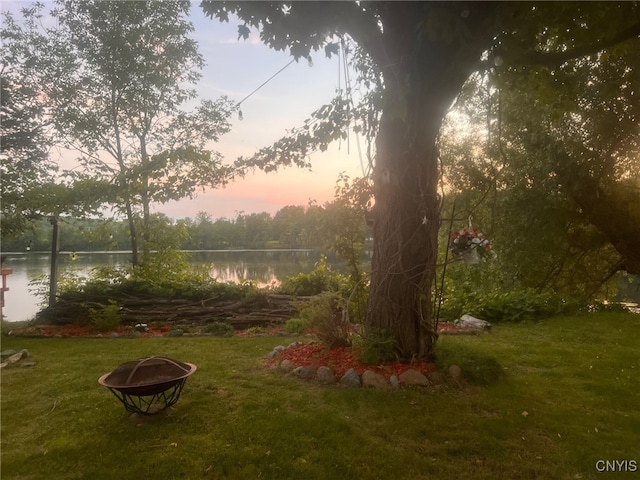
[366,111,441,360]
[365,3,498,361]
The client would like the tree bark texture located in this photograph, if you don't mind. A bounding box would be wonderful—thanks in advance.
[366,112,441,360]
[365,4,498,361]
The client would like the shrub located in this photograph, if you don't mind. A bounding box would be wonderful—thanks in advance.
[283,317,308,335]
[351,280,369,322]
[86,300,121,333]
[440,282,582,323]
[353,327,396,364]
[295,292,351,348]
[61,253,259,303]
[279,257,349,296]
[204,321,234,337]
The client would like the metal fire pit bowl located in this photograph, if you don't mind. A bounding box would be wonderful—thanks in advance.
[98,356,197,415]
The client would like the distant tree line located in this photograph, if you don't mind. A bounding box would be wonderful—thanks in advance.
[0,202,370,254]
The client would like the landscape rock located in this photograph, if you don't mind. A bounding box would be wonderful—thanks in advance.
[1,350,17,358]
[362,370,389,390]
[268,345,286,359]
[339,368,361,387]
[279,359,295,373]
[0,349,29,369]
[2,353,22,365]
[398,369,430,387]
[295,365,317,380]
[459,314,491,331]
[389,375,400,389]
[316,366,335,384]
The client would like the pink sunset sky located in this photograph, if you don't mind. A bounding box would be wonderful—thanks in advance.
[2,1,367,220]
[163,4,368,219]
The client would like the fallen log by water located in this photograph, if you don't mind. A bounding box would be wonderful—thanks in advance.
[34,293,305,329]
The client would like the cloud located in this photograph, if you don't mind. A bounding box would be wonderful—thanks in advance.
[214,36,265,46]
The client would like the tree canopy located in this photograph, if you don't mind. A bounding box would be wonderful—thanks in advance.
[0,71,111,235]
[201,1,640,360]
[2,0,235,264]
[0,73,53,235]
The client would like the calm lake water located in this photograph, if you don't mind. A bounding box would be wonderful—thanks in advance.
[1,249,362,323]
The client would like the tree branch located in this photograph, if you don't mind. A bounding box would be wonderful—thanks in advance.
[498,21,640,69]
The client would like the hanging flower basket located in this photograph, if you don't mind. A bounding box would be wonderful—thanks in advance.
[450,225,491,263]
[461,247,480,264]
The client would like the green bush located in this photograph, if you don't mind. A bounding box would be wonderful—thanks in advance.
[203,321,234,337]
[474,290,581,322]
[345,277,369,324]
[353,327,396,364]
[67,252,259,303]
[85,300,121,333]
[437,257,586,323]
[284,317,308,335]
[279,257,349,296]
[295,292,351,348]
[439,280,582,323]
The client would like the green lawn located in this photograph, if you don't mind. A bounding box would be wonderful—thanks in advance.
[1,312,638,479]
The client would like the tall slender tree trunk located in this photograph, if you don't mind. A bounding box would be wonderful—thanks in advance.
[48,215,60,307]
[111,87,139,266]
[139,134,151,263]
[124,198,139,267]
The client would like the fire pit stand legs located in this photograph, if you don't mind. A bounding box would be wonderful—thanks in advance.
[105,378,189,415]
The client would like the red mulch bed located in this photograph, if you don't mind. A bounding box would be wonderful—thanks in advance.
[269,342,438,378]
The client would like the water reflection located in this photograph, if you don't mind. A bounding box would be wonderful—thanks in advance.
[190,250,322,285]
[0,249,370,322]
